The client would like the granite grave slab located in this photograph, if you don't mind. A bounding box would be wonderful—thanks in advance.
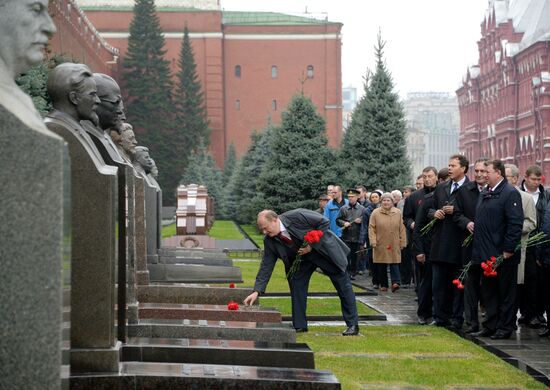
[148,263,242,283]
[137,284,250,305]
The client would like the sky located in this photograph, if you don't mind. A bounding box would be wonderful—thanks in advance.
[221,0,490,99]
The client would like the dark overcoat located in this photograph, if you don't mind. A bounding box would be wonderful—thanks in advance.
[429,178,469,265]
[453,180,481,263]
[253,208,349,293]
[471,181,523,265]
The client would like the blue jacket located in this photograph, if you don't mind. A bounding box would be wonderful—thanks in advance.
[471,180,523,265]
[324,198,348,237]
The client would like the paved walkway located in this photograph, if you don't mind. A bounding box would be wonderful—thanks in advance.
[351,273,550,387]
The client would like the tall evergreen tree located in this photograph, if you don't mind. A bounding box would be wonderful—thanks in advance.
[340,33,411,190]
[222,143,237,187]
[180,140,224,217]
[223,126,274,223]
[255,95,332,213]
[123,0,175,203]
[174,25,211,155]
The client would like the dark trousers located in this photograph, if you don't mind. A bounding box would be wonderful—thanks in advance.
[376,263,401,288]
[481,260,518,333]
[432,262,464,325]
[542,266,550,329]
[289,253,359,329]
[344,241,360,276]
[417,261,433,319]
[521,251,539,320]
[464,264,482,328]
[399,245,413,285]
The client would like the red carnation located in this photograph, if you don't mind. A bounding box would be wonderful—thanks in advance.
[452,279,460,286]
[227,301,239,310]
[304,230,323,244]
[229,283,235,288]
[489,256,497,264]
[387,245,392,251]
[457,283,465,290]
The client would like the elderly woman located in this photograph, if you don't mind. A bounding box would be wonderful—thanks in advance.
[368,192,407,292]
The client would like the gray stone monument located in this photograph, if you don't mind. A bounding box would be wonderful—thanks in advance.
[44,63,120,373]
[0,2,64,388]
[111,123,140,323]
[134,146,160,265]
[149,158,163,253]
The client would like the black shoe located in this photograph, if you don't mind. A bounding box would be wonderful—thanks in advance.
[471,328,495,337]
[490,330,512,340]
[537,315,547,325]
[517,316,527,324]
[538,328,550,337]
[373,284,379,290]
[342,325,359,336]
[295,328,308,333]
[349,275,356,280]
[527,317,542,329]
[429,320,450,327]
[465,325,480,334]
[418,317,428,325]
[448,321,463,331]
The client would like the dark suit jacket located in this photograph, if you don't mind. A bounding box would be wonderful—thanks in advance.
[429,178,469,265]
[471,181,523,265]
[253,208,350,293]
[453,181,481,263]
[412,191,435,258]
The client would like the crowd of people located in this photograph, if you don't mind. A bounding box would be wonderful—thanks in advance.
[318,155,550,340]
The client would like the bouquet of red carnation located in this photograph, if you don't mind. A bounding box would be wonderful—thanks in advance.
[452,261,472,290]
[286,230,324,279]
[227,300,239,310]
[229,283,235,288]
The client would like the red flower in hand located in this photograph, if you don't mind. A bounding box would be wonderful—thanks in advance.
[229,283,235,288]
[457,283,465,290]
[227,301,239,311]
[304,230,324,244]
[452,279,460,286]
[386,245,392,251]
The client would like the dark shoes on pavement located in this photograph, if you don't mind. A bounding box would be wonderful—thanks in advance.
[464,325,480,334]
[539,328,550,337]
[391,283,400,293]
[490,330,512,340]
[295,328,308,333]
[342,325,359,336]
[417,317,429,325]
[471,328,495,338]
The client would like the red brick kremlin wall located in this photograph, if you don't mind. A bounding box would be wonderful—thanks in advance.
[80,8,343,166]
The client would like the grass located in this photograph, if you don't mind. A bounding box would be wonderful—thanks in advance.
[259,297,376,316]
[208,220,244,240]
[224,259,364,293]
[161,223,176,238]
[240,224,264,248]
[298,325,547,390]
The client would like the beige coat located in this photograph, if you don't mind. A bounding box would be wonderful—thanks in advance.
[517,189,537,284]
[368,206,407,264]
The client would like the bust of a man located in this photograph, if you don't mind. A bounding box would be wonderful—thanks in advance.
[135,146,154,175]
[110,122,137,163]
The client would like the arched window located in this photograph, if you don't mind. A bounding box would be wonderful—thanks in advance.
[307,65,314,79]
[272,100,277,111]
[235,65,241,78]
[271,65,278,79]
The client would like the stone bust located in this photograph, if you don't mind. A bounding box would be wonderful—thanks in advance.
[135,146,154,175]
[110,122,137,162]
[93,73,124,133]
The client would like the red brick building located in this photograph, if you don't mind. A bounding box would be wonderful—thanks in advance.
[457,0,550,176]
[54,0,343,166]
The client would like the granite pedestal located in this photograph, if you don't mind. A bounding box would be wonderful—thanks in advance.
[148,263,242,283]
[121,337,315,369]
[157,256,233,266]
[67,362,341,389]
[138,284,250,305]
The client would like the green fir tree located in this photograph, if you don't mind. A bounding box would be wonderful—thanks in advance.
[255,95,332,213]
[340,32,411,190]
[223,126,274,223]
[222,143,237,186]
[123,0,175,203]
[180,140,224,217]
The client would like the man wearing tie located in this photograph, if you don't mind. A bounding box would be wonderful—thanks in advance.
[244,209,359,335]
[428,154,470,328]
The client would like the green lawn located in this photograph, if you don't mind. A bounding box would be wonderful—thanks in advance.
[161,223,176,238]
[208,220,244,240]
[227,259,364,293]
[299,325,547,390]
[259,297,376,316]
[240,224,264,248]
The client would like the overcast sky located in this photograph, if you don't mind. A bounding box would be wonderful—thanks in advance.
[221,0,489,99]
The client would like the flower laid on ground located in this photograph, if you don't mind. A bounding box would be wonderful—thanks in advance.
[462,233,473,247]
[453,231,549,288]
[286,230,324,279]
[227,301,239,310]
[420,218,438,236]
[229,283,235,288]
[386,244,392,250]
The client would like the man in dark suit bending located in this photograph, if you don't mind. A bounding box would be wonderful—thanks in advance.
[244,209,360,336]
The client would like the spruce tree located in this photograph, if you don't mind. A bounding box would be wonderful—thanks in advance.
[174,25,211,155]
[222,143,237,187]
[123,0,175,203]
[341,33,411,190]
[180,140,224,217]
[224,126,274,223]
[255,94,332,213]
